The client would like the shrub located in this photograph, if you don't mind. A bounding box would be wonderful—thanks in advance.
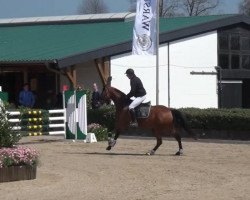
[88,105,250,132]
[0,105,21,148]
[84,89,92,110]
[87,105,116,131]
[87,123,108,141]
[180,108,250,131]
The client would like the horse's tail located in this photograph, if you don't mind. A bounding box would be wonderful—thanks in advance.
[171,108,197,140]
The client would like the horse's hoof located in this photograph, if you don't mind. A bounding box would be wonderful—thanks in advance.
[175,150,183,156]
[146,150,155,156]
[108,139,116,147]
[106,146,112,151]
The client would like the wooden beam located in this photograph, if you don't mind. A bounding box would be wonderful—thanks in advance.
[104,57,110,79]
[95,58,105,85]
[95,57,110,85]
[64,66,77,89]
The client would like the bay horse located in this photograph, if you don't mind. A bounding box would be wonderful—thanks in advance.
[101,84,194,156]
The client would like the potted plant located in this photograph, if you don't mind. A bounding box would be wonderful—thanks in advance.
[0,105,39,183]
[0,146,39,182]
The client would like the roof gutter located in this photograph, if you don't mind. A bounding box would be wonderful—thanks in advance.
[56,41,132,68]
[0,61,49,66]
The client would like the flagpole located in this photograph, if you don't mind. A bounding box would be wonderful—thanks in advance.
[156,0,160,105]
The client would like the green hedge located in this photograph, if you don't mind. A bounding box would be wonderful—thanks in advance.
[180,108,250,131]
[88,106,250,132]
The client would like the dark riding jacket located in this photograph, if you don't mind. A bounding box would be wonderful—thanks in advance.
[126,75,146,98]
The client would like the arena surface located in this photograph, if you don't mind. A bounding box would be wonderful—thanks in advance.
[0,136,249,200]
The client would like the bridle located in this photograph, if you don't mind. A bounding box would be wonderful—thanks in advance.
[101,85,110,101]
[101,76,112,104]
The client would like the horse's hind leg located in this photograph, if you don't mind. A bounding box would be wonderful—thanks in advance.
[146,135,162,155]
[174,133,183,156]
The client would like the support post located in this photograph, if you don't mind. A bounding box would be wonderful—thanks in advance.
[215,66,222,108]
[156,0,160,105]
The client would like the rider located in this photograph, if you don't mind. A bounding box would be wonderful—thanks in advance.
[125,68,147,127]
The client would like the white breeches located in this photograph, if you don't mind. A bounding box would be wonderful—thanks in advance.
[128,95,146,110]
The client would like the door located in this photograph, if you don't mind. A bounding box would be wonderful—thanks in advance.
[242,79,250,108]
[220,80,242,108]
[0,72,23,106]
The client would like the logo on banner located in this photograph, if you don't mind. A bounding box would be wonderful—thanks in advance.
[137,34,152,51]
[132,0,157,55]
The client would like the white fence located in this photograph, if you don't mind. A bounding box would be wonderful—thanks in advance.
[7,109,66,136]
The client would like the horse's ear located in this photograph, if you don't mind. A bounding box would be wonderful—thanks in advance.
[107,76,112,86]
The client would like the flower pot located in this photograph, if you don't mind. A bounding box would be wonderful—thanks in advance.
[0,165,37,183]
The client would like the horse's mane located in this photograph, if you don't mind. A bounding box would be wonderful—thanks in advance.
[111,87,127,99]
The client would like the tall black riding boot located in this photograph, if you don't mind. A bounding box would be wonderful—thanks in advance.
[129,108,138,128]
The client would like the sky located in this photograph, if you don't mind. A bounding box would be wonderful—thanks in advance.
[0,0,243,19]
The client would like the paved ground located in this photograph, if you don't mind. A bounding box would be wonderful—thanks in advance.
[0,136,249,200]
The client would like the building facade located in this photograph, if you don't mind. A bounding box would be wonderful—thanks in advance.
[1,14,250,109]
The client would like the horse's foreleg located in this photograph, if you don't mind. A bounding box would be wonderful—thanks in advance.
[174,133,183,156]
[146,136,162,155]
[106,129,120,151]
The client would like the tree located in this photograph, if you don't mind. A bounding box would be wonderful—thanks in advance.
[180,0,220,16]
[78,0,108,14]
[129,0,180,17]
[239,0,250,16]
[129,0,136,12]
[160,0,180,17]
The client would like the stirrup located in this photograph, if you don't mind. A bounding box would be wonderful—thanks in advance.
[130,122,138,128]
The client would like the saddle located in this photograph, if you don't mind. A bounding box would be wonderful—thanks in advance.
[134,101,151,118]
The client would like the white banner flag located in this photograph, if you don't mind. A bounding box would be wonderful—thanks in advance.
[132,0,157,55]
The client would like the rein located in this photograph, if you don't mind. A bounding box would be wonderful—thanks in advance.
[102,86,130,109]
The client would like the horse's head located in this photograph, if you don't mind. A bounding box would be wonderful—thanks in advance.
[101,76,130,108]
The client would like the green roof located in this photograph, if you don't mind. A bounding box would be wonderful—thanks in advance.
[159,14,236,32]
[0,14,244,66]
[0,22,133,62]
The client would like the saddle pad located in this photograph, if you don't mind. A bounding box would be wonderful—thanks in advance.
[135,104,151,118]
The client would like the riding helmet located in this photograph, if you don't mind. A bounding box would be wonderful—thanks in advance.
[125,68,134,75]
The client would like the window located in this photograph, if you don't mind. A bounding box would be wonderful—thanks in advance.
[219,35,229,50]
[219,54,229,69]
[242,55,250,69]
[218,29,250,70]
[241,37,250,50]
[231,35,240,50]
[231,55,240,69]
